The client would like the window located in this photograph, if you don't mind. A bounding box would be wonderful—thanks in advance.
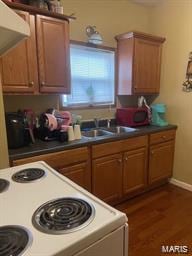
[62,43,115,107]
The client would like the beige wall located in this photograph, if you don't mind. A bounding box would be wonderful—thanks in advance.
[149,0,192,184]
[62,0,150,47]
[4,0,150,120]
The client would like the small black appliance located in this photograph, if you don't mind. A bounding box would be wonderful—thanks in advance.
[5,112,31,149]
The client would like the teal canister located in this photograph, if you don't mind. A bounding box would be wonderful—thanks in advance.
[151,104,168,126]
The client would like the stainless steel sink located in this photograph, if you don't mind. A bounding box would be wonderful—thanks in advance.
[102,126,137,134]
[82,126,137,138]
[82,129,113,138]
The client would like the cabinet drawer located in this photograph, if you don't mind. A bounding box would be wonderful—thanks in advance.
[12,147,89,169]
[122,135,148,151]
[92,140,122,159]
[150,129,176,145]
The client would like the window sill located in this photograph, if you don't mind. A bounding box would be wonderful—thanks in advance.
[60,103,116,110]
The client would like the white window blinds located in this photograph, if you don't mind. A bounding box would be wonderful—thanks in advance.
[63,44,115,107]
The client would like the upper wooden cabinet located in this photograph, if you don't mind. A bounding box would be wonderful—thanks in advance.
[1,10,70,94]
[0,10,38,94]
[115,31,165,95]
[36,15,70,93]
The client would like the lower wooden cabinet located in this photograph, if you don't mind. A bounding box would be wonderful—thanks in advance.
[12,147,91,191]
[11,128,177,204]
[148,140,175,184]
[123,147,147,195]
[92,154,122,204]
[91,135,148,203]
[58,162,91,191]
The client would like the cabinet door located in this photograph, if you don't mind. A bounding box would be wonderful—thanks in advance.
[59,162,91,191]
[1,11,38,94]
[116,37,134,95]
[149,141,175,184]
[133,38,162,94]
[92,154,122,203]
[123,147,147,195]
[36,15,70,93]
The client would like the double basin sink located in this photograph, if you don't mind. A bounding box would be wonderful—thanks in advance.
[82,126,137,138]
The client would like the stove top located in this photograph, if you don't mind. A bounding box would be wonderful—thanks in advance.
[32,197,95,234]
[0,178,9,193]
[0,161,127,256]
[0,225,31,256]
[12,168,46,183]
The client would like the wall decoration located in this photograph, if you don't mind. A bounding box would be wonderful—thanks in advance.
[183,52,192,92]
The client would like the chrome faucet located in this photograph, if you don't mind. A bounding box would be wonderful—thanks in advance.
[94,118,100,128]
[107,119,111,128]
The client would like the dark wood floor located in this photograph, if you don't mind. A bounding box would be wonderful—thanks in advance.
[116,184,192,256]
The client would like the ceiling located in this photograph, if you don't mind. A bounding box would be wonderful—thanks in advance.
[129,0,161,7]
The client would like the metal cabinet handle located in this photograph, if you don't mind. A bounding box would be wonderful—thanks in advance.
[29,81,34,86]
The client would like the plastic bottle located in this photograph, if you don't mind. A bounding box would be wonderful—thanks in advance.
[74,125,81,140]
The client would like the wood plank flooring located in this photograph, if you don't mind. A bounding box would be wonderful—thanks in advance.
[116,184,192,256]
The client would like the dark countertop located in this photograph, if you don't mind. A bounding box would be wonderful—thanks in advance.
[9,124,177,161]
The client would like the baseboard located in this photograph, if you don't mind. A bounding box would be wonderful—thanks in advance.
[169,178,192,192]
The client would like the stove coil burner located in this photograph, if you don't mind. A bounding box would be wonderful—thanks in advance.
[12,168,45,183]
[32,198,95,234]
[0,225,31,256]
[0,179,9,193]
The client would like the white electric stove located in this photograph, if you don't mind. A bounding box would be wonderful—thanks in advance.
[0,161,128,256]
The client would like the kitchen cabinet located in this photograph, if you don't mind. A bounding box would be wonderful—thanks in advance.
[92,154,122,203]
[148,130,176,184]
[1,10,70,94]
[58,162,90,190]
[122,136,148,196]
[36,15,70,93]
[12,147,91,191]
[11,128,177,204]
[0,10,38,94]
[123,147,147,195]
[115,31,165,95]
[91,135,148,203]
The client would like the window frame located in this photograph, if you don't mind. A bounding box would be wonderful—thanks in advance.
[60,40,117,110]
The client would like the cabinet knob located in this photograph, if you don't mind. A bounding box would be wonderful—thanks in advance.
[117,159,122,163]
[41,82,45,86]
[151,151,154,155]
[29,81,34,86]
[125,157,128,161]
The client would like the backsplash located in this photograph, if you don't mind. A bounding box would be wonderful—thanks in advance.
[3,95,157,121]
[3,95,116,121]
[3,95,59,114]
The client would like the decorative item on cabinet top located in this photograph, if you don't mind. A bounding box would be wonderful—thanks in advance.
[183,52,192,92]
[2,0,76,20]
[86,26,103,45]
